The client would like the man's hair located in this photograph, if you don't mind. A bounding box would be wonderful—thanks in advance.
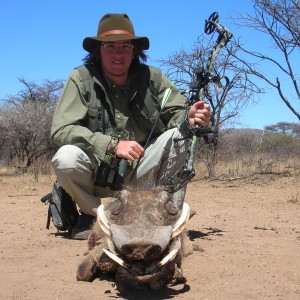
[83,42,148,67]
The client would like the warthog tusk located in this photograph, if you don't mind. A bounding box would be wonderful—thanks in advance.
[172,202,190,238]
[103,248,129,269]
[157,248,179,268]
[157,236,181,268]
[97,205,111,237]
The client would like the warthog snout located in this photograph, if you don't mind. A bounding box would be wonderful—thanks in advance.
[121,242,162,262]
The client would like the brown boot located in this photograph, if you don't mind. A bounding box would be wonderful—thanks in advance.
[71,212,95,240]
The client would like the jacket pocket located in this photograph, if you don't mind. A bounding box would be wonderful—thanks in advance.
[87,106,101,132]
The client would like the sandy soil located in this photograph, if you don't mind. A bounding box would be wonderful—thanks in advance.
[0,173,299,300]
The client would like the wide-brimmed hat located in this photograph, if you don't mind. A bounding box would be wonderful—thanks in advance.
[83,13,150,52]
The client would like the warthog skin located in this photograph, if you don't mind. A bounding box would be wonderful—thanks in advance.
[76,186,193,291]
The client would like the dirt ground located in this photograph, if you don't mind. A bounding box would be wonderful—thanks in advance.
[0,173,299,300]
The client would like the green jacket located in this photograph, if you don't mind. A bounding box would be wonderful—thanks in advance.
[51,63,189,161]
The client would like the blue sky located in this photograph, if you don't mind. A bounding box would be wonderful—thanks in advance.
[0,0,299,129]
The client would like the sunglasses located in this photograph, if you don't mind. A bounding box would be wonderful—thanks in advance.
[101,43,134,53]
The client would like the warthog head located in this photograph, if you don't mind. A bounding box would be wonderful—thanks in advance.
[76,186,192,291]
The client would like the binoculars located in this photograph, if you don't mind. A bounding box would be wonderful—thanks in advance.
[95,158,128,190]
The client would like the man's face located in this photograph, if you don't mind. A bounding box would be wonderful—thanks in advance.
[100,40,134,83]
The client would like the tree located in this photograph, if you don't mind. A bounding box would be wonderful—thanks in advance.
[233,0,300,121]
[0,78,63,172]
[262,123,300,159]
[265,121,300,136]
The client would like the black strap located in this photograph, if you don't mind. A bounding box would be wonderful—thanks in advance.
[46,207,51,229]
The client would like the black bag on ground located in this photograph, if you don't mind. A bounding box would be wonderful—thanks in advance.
[41,182,79,232]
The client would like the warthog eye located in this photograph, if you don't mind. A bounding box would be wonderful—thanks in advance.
[111,200,123,215]
[164,201,178,216]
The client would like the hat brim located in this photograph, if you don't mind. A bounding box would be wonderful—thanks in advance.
[83,35,149,52]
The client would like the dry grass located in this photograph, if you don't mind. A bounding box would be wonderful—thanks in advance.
[0,159,53,180]
[194,155,300,180]
[1,155,299,185]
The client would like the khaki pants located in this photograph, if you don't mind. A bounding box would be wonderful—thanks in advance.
[51,128,193,216]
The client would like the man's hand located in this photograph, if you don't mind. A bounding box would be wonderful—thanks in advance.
[188,100,211,127]
[116,140,144,161]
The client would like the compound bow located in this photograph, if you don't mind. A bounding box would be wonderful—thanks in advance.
[169,12,233,192]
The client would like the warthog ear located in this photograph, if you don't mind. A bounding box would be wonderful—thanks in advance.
[110,200,123,215]
[160,190,178,215]
[109,190,130,215]
[164,200,179,216]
